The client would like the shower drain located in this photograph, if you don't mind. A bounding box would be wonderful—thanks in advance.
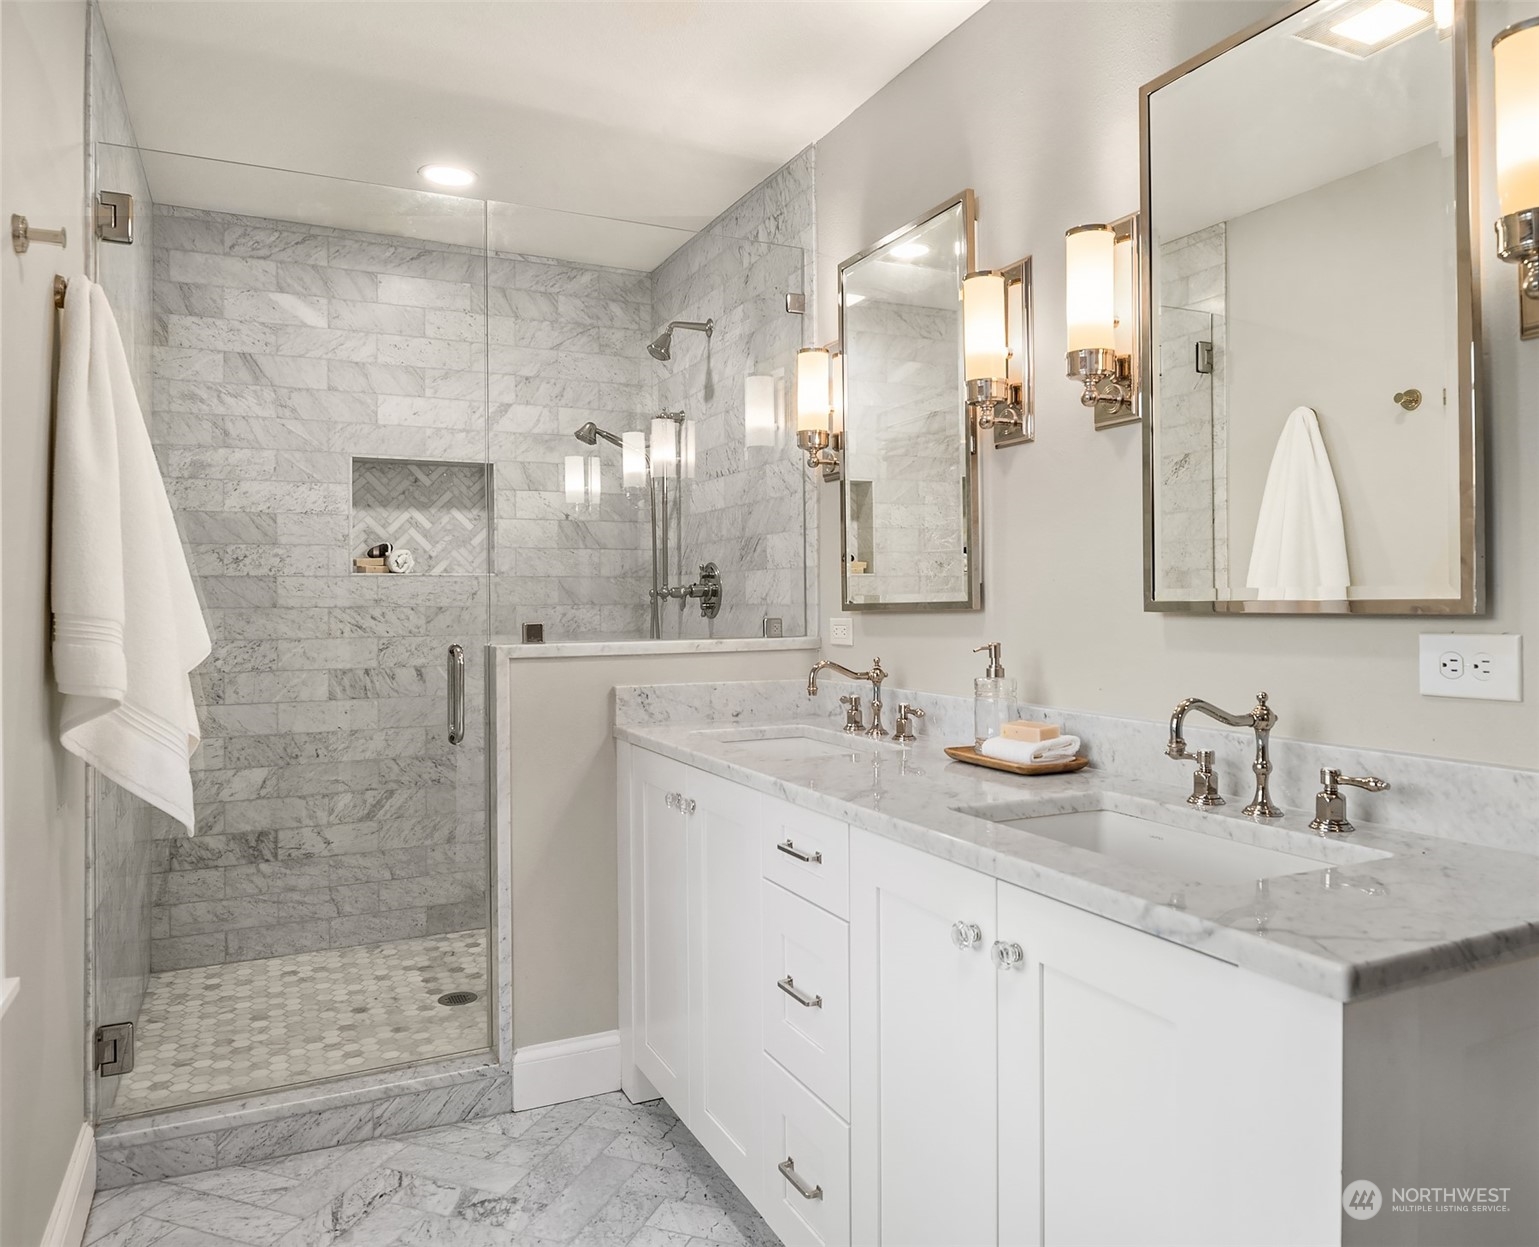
[437,991,480,1007]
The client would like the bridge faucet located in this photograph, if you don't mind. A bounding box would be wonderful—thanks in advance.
[808,657,890,739]
[1167,692,1281,819]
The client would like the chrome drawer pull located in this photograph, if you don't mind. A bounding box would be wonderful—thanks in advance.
[776,839,822,864]
[777,975,822,1009]
[778,1156,823,1201]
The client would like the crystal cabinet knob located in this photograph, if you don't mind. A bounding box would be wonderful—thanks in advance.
[951,920,983,950]
[992,941,1024,970]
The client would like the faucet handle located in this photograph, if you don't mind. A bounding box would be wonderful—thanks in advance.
[838,694,865,733]
[1184,750,1223,808]
[893,703,926,744]
[1310,767,1390,834]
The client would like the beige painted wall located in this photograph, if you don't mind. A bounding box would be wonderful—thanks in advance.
[506,648,814,1048]
[813,0,1539,769]
[1,1,91,1242]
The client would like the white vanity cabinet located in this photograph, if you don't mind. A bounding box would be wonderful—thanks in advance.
[619,744,1538,1247]
[849,826,1340,1247]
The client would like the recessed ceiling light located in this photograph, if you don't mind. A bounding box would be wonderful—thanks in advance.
[418,164,476,188]
[1331,0,1427,47]
[890,243,930,260]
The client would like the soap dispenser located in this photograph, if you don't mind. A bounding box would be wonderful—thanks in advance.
[973,642,1015,746]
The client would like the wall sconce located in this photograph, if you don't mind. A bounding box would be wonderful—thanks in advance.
[649,414,678,478]
[795,346,840,472]
[962,257,1035,447]
[1064,216,1140,429]
[622,431,647,490]
[1494,16,1539,340]
[564,455,601,511]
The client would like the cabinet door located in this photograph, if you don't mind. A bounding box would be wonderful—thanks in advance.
[627,747,692,1108]
[850,829,998,1247]
[996,882,1340,1247]
[688,766,765,1200]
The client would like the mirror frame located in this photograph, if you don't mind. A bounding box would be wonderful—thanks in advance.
[1137,0,1485,616]
[837,188,982,613]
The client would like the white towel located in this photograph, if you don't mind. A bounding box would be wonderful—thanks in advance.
[52,277,211,833]
[1245,406,1350,601]
[979,734,1081,765]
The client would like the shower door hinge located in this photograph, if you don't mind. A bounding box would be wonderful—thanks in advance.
[95,1021,135,1076]
[1194,341,1214,375]
[785,293,806,315]
[95,191,134,244]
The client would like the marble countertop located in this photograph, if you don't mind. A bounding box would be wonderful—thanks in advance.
[616,717,1539,1002]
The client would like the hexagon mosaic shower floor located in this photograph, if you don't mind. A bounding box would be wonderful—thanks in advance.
[85,1092,781,1247]
[112,931,489,1115]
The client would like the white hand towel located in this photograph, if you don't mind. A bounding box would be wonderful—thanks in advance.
[52,277,211,833]
[979,734,1081,765]
[1245,406,1350,601]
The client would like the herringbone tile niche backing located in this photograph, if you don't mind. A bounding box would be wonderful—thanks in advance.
[351,457,491,577]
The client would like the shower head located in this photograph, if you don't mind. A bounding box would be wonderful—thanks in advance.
[647,318,714,362]
[574,421,624,449]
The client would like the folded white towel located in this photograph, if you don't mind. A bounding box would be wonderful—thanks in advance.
[1245,406,1350,601]
[52,277,211,833]
[979,734,1081,765]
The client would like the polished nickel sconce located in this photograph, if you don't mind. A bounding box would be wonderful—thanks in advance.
[962,257,1035,448]
[795,345,842,473]
[1064,215,1140,429]
[1494,16,1539,340]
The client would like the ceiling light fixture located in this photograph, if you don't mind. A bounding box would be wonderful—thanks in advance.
[1331,0,1426,46]
[418,164,477,188]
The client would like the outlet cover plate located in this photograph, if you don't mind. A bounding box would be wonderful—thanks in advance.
[1419,634,1522,701]
[829,617,854,647]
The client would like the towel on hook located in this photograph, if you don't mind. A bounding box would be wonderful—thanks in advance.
[52,276,211,833]
[1245,406,1350,602]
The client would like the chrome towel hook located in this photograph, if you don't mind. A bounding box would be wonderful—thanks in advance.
[12,214,67,254]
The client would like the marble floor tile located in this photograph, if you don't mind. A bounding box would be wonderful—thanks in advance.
[86,1092,780,1247]
[112,931,488,1115]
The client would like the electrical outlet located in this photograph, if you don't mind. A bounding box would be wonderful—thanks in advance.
[1419,634,1522,701]
[829,617,854,647]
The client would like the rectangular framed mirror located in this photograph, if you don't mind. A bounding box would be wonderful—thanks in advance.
[1140,0,1483,615]
[838,190,981,611]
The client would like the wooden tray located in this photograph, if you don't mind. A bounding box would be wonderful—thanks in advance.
[943,745,1089,777]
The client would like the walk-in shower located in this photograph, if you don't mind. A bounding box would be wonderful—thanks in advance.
[85,123,809,1127]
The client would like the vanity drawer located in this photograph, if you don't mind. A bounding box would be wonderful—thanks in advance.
[762,805,848,919]
[761,1054,851,1247]
[763,881,850,1117]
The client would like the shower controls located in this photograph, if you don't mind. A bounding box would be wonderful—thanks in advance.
[656,563,723,618]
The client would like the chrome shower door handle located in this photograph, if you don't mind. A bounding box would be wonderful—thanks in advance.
[447,644,465,745]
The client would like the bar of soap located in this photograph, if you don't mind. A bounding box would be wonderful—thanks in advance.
[1002,720,1059,743]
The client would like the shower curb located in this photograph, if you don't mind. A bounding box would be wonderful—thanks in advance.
[94,1054,511,1189]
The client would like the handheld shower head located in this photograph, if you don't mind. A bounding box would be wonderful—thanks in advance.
[647,318,713,363]
[573,422,624,449]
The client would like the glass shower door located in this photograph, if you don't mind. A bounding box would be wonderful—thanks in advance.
[89,148,495,1119]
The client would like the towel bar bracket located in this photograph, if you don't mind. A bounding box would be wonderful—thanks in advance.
[12,214,67,254]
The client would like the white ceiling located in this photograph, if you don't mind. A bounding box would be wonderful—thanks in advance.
[99,0,988,268]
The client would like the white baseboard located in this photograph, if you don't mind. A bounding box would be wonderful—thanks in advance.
[512,1030,621,1112]
[41,1123,95,1247]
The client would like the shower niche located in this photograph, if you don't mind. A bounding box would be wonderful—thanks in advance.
[350,457,492,577]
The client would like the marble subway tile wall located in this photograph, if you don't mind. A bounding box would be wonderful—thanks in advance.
[844,302,966,604]
[487,251,655,640]
[149,204,494,972]
[650,150,814,638]
[88,3,161,1117]
[1154,223,1228,600]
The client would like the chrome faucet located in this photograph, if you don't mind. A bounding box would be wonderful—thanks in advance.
[809,657,889,739]
[1167,692,1281,819]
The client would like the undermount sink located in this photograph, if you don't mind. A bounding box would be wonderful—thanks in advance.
[694,726,875,760]
[957,803,1387,886]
